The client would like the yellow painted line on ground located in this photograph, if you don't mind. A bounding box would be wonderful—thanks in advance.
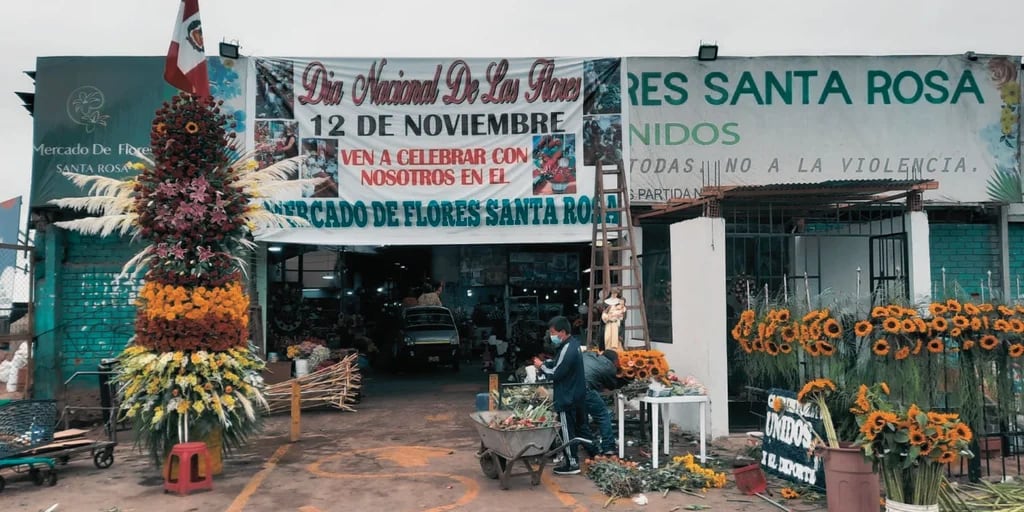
[225,443,292,512]
[541,472,589,512]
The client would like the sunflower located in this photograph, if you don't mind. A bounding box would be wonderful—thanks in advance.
[1010,344,1024,358]
[802,310,820,323]
[867,410,897,430]
[871,306,889,318]
[951,423,973,442]
[781,325,798,343]
[777,309,791,323]
[880,382,890,394]
[949,327,962,337]
[914,317,929,333]
[919,438,934,455]
[994,319,1010,332]
[952,315,969,328]
[797,378,837,402]
[962,339,976,350]
[817,341,836,356]
[912,338,923,355]
[185,121,200,134]
[930,317,948,332]
[772,397,784,413]
[937,450,957,464]
[737,339,753,353]
[1012,319,1024,333]
[808,324,823,340]
[946,299,963,313]
[823,319,842,339]
[741,309,756,323]
[902,319,918,333]
[980,335,1000,350]
[882,317,902,334]
[731,324,744,341]
[154,122,167,134]
[980,303,995,313]
[894,346,911,360]
[780,488,800,499]
[853,320,873,337]
[963,303,981,315]
[805,341,822,357]
[851,384,870,414]
[929,303,949,316]
[909,429,927,446]
[765,342,780,356]
[873,339,891,356]
[927,338,945,354]
[999,305,1016,317]
[887,305,904,317]
[779,343,793,354]
[859,421,878,441]
[970,317,983,331]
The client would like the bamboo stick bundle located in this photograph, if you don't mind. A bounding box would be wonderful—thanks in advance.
[264,353,362,414]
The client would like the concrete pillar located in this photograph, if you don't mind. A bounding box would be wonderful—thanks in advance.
[32,226,64,399]
[905,211,932,305]
[655,217,729,439]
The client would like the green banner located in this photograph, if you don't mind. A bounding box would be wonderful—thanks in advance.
[31,56,247,207]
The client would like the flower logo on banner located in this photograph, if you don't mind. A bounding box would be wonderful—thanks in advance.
[983,57,1022,203]
[66,85,110,133]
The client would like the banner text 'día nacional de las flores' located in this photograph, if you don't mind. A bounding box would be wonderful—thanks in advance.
[627,55,1022,204]
[249,57,626,245]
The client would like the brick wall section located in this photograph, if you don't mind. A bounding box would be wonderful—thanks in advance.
[929,223,1002,297]
[1009,224,1024,297]
[59,232,141,386]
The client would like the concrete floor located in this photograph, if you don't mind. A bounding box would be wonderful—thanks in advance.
[1,366,827,511]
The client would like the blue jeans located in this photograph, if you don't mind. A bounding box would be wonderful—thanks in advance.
[585,388,615,454]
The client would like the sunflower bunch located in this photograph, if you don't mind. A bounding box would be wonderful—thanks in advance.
[796,378,840,448]
[852,382,974,506]
[615,349,670,381]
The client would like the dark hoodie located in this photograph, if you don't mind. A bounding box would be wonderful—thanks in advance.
[539,335,586,412]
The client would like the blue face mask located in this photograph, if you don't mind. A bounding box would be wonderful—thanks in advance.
[550,334,562,345]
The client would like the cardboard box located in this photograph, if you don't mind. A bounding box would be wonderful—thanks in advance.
[262,361,293,385]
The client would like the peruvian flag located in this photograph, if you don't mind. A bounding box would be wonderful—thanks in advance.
[164,0,210,97]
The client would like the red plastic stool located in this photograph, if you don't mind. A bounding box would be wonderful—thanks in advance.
[163,442,214,496]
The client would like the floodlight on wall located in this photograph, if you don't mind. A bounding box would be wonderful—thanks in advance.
[219,40,240,59]
[697,43,719,61]
[268,245,283,252]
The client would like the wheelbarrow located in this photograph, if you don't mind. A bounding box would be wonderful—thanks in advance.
[470,411,586,490]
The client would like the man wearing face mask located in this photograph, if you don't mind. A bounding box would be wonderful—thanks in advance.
[534,315,589,475]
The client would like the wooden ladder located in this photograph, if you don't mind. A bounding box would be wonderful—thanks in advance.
[585,158,651,350]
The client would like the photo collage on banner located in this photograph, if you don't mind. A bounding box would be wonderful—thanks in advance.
[582,58,623,167]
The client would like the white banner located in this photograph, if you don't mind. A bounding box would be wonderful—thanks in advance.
[247,57,625,245]
[627,55,1022,204]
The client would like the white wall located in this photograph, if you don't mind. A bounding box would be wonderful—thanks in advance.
[905,211,931,305]
[658,217,729,439]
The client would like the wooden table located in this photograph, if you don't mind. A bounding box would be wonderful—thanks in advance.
[617,394,710,468]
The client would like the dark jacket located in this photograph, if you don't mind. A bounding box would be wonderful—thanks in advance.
[582,351,619,392]
[540,335,586,412]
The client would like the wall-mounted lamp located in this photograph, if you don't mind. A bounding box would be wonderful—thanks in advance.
[698,43,719,61]
[219,40,241,59]
[268,246,283,253]
[965,51,978,62]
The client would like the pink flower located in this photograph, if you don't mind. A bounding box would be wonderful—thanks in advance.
[169,243,186,259]
[196,245,215,262]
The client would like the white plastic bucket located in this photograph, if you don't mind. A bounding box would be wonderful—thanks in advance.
[294,358,310,377]
[885,500,938,512]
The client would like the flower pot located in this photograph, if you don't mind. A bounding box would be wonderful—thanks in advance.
[294,358,310,377]
[821,445,879,512]
[884,499,938,512]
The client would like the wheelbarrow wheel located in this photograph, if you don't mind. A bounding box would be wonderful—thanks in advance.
[46,470,57,487]
[30,468,44,486]
[479,451,507,479]
[94,448,115,469]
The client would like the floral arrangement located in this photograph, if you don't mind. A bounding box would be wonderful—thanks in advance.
[52,94,314,463]
[664,370,707,396]
[585,454,726,501]
[615,349,670,380]
[286,339,325,360]
[852,382,974,507]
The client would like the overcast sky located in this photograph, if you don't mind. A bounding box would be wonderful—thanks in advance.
[2,0,1023,230]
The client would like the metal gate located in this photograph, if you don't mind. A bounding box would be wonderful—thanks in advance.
[0,242,34,396]
[869,233,909,304]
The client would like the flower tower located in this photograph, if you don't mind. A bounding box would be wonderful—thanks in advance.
[53,93,309,468]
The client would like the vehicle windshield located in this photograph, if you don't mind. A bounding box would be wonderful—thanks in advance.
[405,310,455,330]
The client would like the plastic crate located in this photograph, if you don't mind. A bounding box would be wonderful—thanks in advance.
[0,399,57,458]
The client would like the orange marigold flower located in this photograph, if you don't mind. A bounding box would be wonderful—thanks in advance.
[882,317,902,334]
[1010,344,1024,358]
[873,339,891,356]
[823,319,842,339]
[854,321,873,337]
[927,338,945,354]
[980,335,1000,350]
[894,346,911,360]
[931,317,948,332]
